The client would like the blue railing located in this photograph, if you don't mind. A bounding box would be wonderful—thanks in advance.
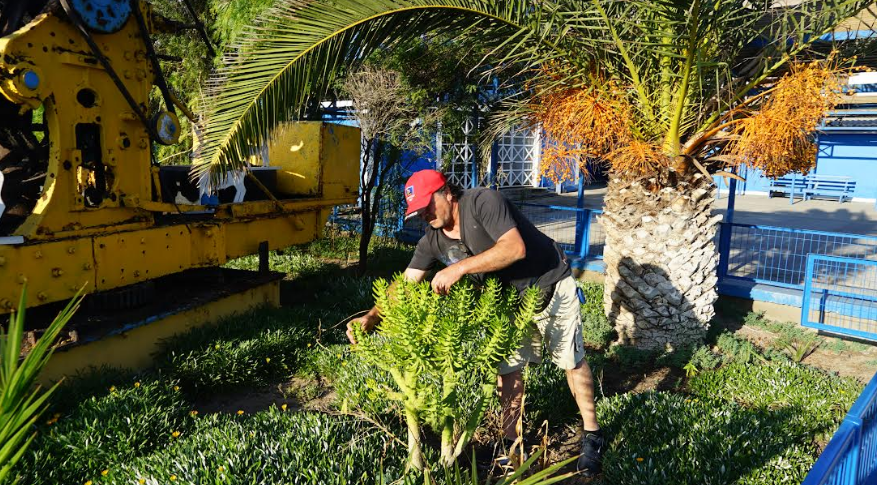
[801,255,877,342]
[513,203,603,260]
[719,223,877,290]
[802,370,877,485]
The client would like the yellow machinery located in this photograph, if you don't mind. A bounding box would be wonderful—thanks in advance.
[0,1,359,375]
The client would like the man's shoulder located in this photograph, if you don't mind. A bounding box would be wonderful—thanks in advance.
[462,187,507,207]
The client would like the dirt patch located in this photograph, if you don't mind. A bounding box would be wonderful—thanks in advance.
[734,324,877,383]
[598,365,684,397]
[195,377,335,415]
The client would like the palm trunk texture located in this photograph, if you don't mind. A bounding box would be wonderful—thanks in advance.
[600,172,722,350]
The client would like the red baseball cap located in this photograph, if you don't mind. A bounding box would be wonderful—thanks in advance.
[404,170,447,219]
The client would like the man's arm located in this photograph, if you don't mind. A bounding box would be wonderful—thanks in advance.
[431,227,526,294]
[346,267,427,344]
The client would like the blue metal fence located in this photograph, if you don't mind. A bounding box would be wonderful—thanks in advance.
[802,370,877,485]
[801,255,877,342]
[720,223,877,289]
[513,203,604,259]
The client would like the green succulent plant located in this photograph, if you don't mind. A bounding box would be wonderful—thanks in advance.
[353,276,540,470]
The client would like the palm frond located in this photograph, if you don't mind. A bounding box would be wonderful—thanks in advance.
[193,0,571,184]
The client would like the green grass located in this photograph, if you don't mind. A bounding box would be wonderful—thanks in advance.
[12,253,868,485]
[97,409,407,485]
[20,376,192,485]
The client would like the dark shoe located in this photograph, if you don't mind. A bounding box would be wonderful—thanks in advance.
[576,430,604,477]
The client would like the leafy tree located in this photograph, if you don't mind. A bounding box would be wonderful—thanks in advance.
[190,0,871,350]
[343,66,436,275]
[352,276,539,469]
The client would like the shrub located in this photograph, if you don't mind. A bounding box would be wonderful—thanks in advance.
[1,286,82,485]
[351,276,540,469]
[687,345,721,372]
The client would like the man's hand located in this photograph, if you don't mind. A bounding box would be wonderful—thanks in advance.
[346,311,380,344]
[432,264,464,295]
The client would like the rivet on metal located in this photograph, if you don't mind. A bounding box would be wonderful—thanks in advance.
[37,292,48,301]
[34,250,42,259]
[68,246,76,254]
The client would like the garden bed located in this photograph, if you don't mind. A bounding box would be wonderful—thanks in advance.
[14,236,875,485]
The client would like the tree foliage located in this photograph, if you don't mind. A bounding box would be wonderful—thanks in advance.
[190,0,873,187]
[351,276,540,469]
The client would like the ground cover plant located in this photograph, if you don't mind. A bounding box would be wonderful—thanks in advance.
[9,235,869,484]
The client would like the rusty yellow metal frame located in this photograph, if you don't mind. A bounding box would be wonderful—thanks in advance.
[38,278,281,386]
[0,5,361,313]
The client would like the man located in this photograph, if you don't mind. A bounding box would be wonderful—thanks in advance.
[346,169,605,475]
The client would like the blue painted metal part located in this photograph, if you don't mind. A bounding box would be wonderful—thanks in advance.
[722,223,877,290]
[801,255,877,342]
[22,71,39,90]
[70,0,132,33]
[803,370,877,485]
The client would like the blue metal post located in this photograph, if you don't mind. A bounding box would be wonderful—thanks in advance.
[490,140,499,190]
[579,210,592,260]
[574,173,587,257]
[790,172,796,205]
[717,168,737,279]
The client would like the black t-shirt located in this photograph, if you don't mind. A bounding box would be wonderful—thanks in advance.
[407,188,571,297]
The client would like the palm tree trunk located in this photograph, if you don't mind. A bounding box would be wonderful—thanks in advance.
[599,172,721,351]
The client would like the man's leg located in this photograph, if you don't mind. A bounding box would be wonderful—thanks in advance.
[497,370,524,440]
[566,357,599,431]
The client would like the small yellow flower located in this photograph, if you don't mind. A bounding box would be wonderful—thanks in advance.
[636,457,644,462]
[173,386,180,391]
[84,481,93,485]
[265,357,271,363]
[101,469,108,476]
[237,410,244,415]
[215,344,220,349]
[306,343,312,348]
[138,479,146,484]
[190,410,199,417]
[341,361,347,366]
[172,430,181,438]
[218,465,225,472]
[281,404,287,411]
[134,382,141,388]
[170,475,177,481]
[109,386,116,392]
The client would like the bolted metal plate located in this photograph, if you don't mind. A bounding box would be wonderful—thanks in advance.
[70,0,132,34]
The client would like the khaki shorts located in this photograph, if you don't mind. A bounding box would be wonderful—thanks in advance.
[498,276,586,375]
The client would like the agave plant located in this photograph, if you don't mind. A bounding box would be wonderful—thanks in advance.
[193,0,872,350]
[352,276,539,470]
[0,286,83,484]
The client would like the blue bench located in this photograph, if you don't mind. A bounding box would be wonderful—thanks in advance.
[768,175,808,201]
[804,175,856,203]
[769,174,855,203]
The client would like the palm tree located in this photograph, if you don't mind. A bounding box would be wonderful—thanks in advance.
[193,0,873,350]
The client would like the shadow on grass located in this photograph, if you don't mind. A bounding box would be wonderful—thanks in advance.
[598,393,816,484]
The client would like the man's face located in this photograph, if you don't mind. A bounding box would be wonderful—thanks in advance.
[420,189,454,229]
